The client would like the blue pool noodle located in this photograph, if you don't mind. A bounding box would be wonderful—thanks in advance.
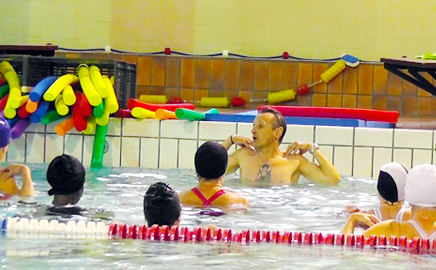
[34,100,51,118]
[29,76,58,102]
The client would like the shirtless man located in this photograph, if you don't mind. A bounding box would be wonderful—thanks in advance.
[222,108,340,185]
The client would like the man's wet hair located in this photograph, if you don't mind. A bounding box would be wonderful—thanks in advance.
[143,182,181,227]
[259,108,287,143]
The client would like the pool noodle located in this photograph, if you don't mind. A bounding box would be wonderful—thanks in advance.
[93,101,105,118]
[4,95,28,119]
[72,93,87,131]
[34,99,51,118]
[0,61,21,109]
[89,66,108,98]
[10,118,31,139]
[30,113,40,123]
[43,74,78,102]
[80,92,93,117]
[29,76,58,102]
[128,99,195,112]
[54,117,75,136]
[17,102,30,119]
[175,108,219,121]
[26,100,38,113]
[0,84,9,99]
[0,94,7,112]
[131,107,157,119]
[95,102,110,126]
[55,94,69,116]
[62,85,76,106]
[0,77,6,87]
[102,75,119,113]
[40,110,69,125]
[91,124,108,170]
[83,116,96,135]
[77,65,102,106]
[258,106,399,123]
[114,109,132,118]
[155,108,177,120]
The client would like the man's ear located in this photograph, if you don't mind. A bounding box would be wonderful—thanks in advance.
[275,127,284,140]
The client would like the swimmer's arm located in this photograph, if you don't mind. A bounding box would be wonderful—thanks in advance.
[342,212,380,235]
[226,151,240,174]
[297,151,341,185]
[7,164,35,197]
[363,220,399,238]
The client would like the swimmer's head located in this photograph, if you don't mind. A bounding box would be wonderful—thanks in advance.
[406,164,436,207]
[377,162,408,204]
[258,108,286,144]
[143,182,181,227]
[0,116,11,158]
[46,154,85,198]
[195,141,228,180]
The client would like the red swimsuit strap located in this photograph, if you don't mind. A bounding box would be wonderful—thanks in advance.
[191,187,226,206]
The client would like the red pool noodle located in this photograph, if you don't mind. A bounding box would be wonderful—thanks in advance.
[10,118,31,139]
[0,94,8,112]
[80,92,93,117]
[258,106,399,123]
[127,98,195,112]
[73,93,88,131]
[0,77,6,87]
[17,104,30,118]
[114,109,132,118]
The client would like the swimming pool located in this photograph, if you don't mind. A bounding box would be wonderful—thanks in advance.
[1,164,436,269]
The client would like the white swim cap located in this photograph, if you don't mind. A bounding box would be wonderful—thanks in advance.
[377,162,408,203]
[405,164,436,207]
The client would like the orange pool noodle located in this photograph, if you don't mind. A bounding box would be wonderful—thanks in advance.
[55,117,75,136]
[155,108,177,120]
[26,100,38,113]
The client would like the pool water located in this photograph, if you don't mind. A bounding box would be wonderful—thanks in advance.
[1,164,436,269]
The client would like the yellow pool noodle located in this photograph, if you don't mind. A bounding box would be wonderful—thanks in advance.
[320,60,346,83]
[83,116,97,135]
[102,75,119,113]
[131,107,157,119]
[266,90,296,104]
[77,65,102,106]
[198,97,229,108]
[43,74,79,102]
[139,95,168,104]
[89,65,108,98]
[0,61,21,108]
[62,84,76,106]
[55,94,69,116]
[4,95,28,119]
[110,76,115,86]
[96,101,110,126]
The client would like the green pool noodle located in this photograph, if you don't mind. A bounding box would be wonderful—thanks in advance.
[93,100,105,118]
[175,108,219,121]
[0,84,9,99]
[40,110,70,125]
[91,123,108,170]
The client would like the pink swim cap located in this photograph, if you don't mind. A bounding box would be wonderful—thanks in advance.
[0,117,11,148]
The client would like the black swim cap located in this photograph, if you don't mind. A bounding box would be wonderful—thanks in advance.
[47,154,86,196]
[195,141,228,179]
[377,162,407,204]
[143,182,181,227]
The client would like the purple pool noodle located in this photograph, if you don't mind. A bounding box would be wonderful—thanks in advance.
[0,116,11,147]
[35,99,51,118]
[11,118,31,139]
[29,76,58,102]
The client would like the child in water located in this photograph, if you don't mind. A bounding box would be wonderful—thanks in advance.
[342,162,410,234]
[179,141,249,211]
[0,117,34,199]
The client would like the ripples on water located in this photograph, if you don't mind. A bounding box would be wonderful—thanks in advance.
[1,164,435,269]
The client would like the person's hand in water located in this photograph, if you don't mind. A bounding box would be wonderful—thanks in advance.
[349,212,380,229]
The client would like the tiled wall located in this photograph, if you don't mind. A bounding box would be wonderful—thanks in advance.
[7,119,436,179]
[56,52,436,117]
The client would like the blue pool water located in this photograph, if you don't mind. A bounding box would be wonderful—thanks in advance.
[1,164,436,269]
